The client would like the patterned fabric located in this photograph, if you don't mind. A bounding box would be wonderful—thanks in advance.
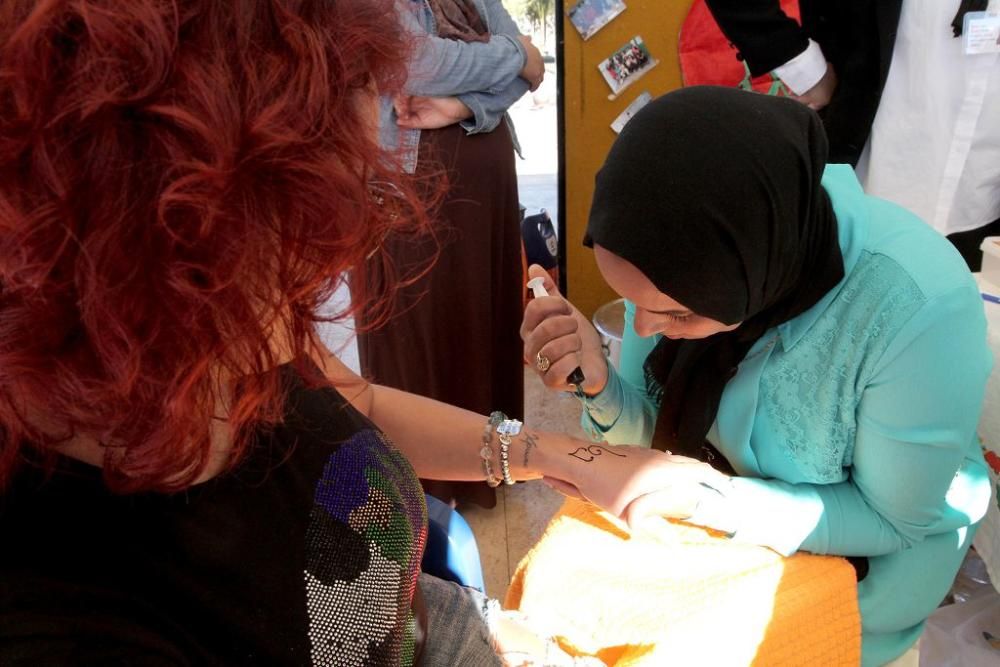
[0,370,432,665]
[425,0,490,43]
[305,429,427,666]
[381,0,527,173]
[758,251,924,482]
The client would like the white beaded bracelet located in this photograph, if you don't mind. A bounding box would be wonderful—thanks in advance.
[496,418,522,486]
[480,411,505,487]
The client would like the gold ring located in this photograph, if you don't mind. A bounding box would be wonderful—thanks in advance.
[535,351,551,373]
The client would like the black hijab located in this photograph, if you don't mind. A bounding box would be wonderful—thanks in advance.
[585,86,844,472]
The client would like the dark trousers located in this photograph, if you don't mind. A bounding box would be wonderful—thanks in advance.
[947,218,1000,272]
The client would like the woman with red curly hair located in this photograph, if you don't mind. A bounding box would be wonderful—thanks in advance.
[0,1,715,664]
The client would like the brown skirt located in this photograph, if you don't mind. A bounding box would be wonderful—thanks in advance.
[357,121,524,508]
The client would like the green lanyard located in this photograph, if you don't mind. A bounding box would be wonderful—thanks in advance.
[737,61,791,97]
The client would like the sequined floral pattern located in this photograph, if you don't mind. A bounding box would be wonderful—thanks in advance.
[304,430,427,666]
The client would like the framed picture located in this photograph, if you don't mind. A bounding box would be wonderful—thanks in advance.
[567,0,626,41]
[599,36,658,97]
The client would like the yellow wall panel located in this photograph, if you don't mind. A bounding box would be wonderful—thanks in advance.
[563,0,693,317]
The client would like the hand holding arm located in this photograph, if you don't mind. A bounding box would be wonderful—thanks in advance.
[456,76,530,134]
[397,0,526,97]
[517,35,545,91]
[554,447,732,525]
[789,61,837,111]
[394,0,539,134]
[394,95,473,130]
[479,0,544,92]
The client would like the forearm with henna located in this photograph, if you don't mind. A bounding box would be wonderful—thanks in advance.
[511,429,627,488]
[566,444,626,463]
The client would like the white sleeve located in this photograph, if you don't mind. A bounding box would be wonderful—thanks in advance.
[773,40,827,95]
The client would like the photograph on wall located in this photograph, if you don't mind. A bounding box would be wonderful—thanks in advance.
[610,91,652,133]
[598,36,658,97]
[567,0,627,41]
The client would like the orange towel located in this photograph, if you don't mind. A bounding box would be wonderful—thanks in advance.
[505,498,860,666]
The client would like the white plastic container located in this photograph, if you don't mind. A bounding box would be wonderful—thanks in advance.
[980,237,1000,291]
[592,298,625,370]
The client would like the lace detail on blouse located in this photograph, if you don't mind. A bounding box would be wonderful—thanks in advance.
[758,251,925,482]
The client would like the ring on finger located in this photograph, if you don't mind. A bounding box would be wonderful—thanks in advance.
[535,351,551,373]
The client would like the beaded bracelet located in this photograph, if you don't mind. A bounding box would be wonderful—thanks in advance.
[480,411,506,487]
[496,418,523,486]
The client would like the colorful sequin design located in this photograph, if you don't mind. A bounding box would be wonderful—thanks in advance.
[304,429,427,666]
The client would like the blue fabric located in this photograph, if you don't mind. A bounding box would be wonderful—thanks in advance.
[423,494,486,592]
[380,0,525,172]
[578,165,993,665]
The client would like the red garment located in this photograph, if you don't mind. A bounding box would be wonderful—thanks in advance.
[678,0,801,93]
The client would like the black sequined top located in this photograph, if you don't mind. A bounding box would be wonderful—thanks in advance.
[0,367,428,665]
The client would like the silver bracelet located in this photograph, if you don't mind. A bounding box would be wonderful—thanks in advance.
[496,418,522,486]
[480,411,505,487]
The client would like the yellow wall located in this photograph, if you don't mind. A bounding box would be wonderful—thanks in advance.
[563,0,693,317]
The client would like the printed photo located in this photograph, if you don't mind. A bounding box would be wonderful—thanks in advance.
[567,0,627,41]
[599,36,657,96]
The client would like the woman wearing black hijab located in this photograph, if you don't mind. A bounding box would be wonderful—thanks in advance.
[522,86,991,666]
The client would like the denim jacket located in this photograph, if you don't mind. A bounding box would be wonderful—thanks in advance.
[381,0,527,172]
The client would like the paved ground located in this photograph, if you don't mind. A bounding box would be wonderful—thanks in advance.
[510,65,558,225]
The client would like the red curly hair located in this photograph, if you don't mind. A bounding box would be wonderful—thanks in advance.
[0,0,435,492]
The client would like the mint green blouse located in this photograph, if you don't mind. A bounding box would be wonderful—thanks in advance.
[580,165,993,666]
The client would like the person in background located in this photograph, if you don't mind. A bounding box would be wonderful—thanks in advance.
[705,0,999,270]
[0,2,716,664]
[704,0,903,165]
[856,0,1000,271]
[358,0,545,508]
[522,87,992,666]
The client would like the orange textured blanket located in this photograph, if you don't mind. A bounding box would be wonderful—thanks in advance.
[504,498,861,666]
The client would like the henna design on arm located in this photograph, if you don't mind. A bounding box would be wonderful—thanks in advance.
[567,444,627,463]
[521,431,539,468]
